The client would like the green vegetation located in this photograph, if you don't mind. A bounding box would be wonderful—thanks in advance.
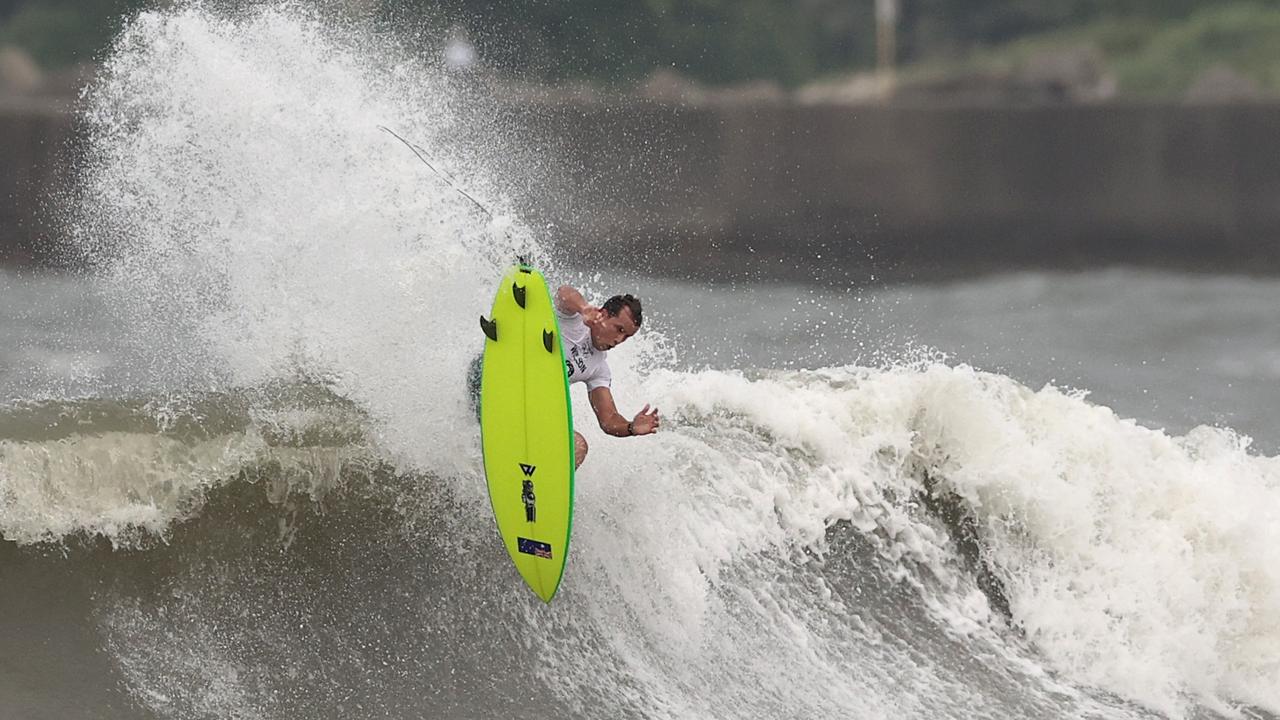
[0,0,147,67]
[937,2,1280,96]
[384,0,875,86]
[1112,3,1280,95]
[2,0,1279,96]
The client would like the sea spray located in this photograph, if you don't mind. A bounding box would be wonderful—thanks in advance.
[72,3,538,476]
[633,363,1280,718]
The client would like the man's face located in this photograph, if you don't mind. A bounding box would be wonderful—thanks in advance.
[590,306,639,351]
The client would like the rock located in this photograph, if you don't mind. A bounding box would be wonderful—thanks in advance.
[637,68,707,105]
[0,45,44,94]
[1185,64,1264,103]
[893,70,1033,105]
[707,80,787,105]
[35,62,96,97]
[795,73,882,105]
[1015,45,1115,102]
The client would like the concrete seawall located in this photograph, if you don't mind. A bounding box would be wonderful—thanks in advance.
[510,102,1280,282]
[4,99,1279,280]
[0,97,73,266]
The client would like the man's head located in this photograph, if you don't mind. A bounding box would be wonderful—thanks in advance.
[590,294,642,351]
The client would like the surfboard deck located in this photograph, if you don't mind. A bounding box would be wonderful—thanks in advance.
[479,264,575,603]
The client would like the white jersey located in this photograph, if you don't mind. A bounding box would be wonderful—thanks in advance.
[556,309,611,391]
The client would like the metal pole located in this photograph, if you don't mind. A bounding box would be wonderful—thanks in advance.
[875,0,898,100]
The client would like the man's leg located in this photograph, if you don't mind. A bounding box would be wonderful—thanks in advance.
[574,431,588,469]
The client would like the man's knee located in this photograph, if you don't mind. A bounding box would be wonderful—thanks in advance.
[574,432,588,467]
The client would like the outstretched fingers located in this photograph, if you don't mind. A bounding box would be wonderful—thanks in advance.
[630,404,661,434]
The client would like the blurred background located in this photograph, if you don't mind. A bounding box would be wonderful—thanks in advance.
[2,0,1279,277]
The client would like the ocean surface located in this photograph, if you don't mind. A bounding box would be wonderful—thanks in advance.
[2,5,1279,720]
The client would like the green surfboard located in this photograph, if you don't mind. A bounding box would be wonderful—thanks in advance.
[479,264,575,603]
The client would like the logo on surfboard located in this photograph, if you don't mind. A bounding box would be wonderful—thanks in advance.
[522,479,537,522]
[517,537,553,559]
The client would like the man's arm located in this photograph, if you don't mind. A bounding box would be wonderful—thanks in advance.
[555,285,590,316]
[589,386,660,437]
[556,285,604,325]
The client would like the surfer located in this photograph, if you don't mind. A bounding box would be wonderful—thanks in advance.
[553,285,660,467]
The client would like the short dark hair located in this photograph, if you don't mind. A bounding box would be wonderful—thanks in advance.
[602,294,642,327]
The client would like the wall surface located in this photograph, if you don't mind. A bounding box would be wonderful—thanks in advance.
[4,98,1278,281]
[509,102,1280,282]
[0,96,73,266]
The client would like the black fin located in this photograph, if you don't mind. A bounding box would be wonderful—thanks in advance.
[480,316,497,341]
[513,282,526,308]
[543,329,555,353]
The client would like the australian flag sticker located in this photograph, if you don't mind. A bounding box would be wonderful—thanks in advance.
[517,537,553,560]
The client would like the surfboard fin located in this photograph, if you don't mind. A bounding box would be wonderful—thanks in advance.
[480,316,497,341]
[543,329,555,353]
[512,282,526,308]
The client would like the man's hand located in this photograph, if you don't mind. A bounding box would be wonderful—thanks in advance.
[581,305,604,326]
[630,404,660,435]
[556,285,596,318]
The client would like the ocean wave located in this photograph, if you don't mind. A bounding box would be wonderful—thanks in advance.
[0,387,377,546]
[642,363,1280,718]
[4,362,1277,718]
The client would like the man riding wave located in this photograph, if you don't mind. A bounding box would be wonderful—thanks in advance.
[468,283,659,468]
[552,285,659,467]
